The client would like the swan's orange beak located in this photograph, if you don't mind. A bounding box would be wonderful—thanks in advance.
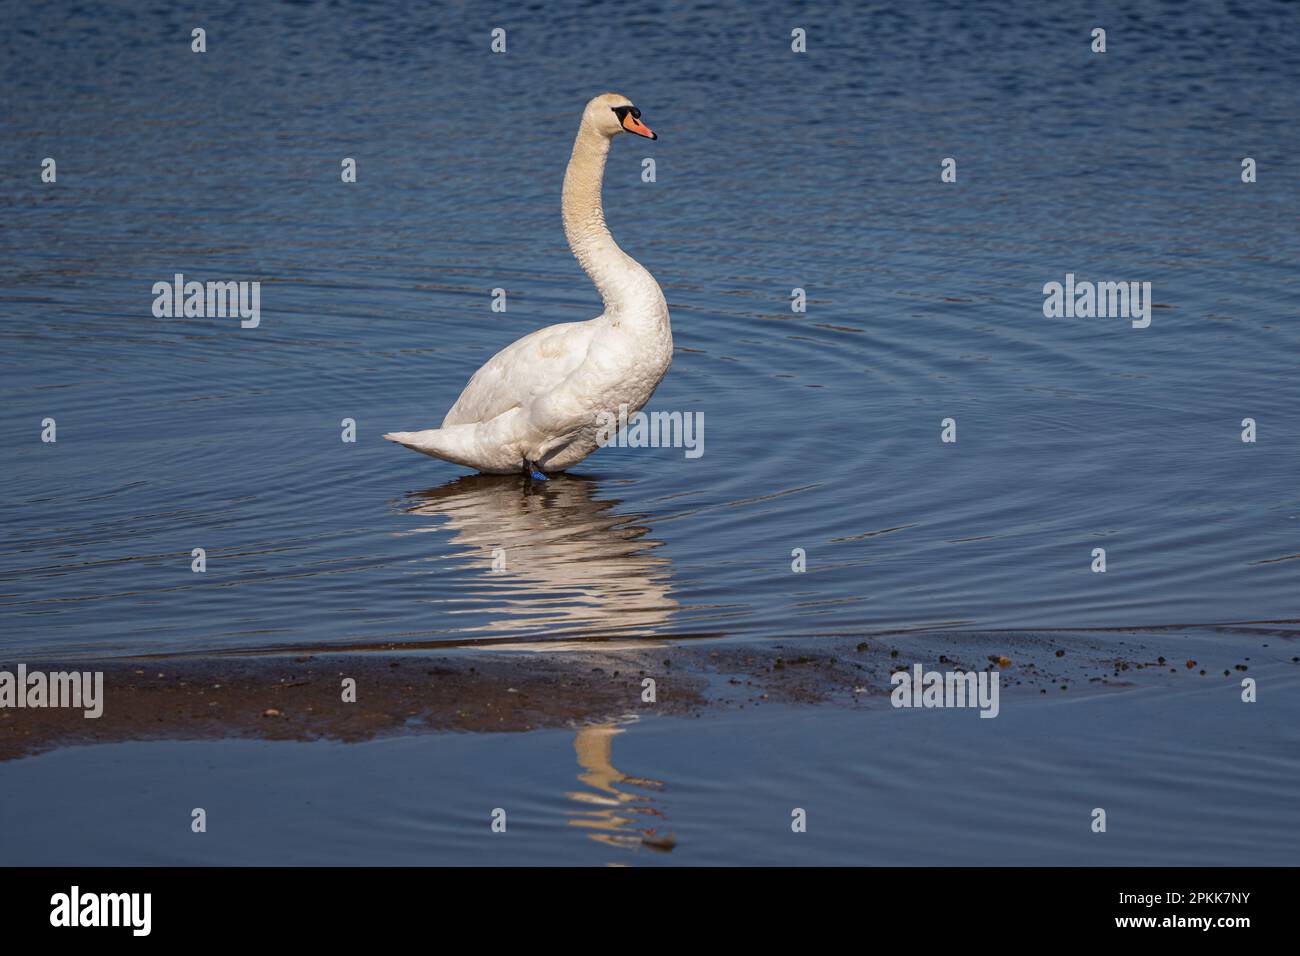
[621,112,657,140]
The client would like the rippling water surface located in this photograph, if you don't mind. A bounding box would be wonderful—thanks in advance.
[3,0,1298,659]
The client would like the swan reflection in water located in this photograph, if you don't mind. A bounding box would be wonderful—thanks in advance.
[398,474,677,639]
[399,476,678,853]
[568,719,675,854]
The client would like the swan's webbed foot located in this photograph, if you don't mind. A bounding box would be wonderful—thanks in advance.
[523,458,548,482]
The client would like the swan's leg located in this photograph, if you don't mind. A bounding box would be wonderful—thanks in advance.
[523,458,548,482]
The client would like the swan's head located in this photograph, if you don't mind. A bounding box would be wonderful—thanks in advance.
[584,92,657,141]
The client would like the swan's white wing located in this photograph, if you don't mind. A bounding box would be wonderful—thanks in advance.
[441,319,598,427]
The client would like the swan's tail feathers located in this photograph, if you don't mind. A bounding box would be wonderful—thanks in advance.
[383,426,484,470]
[384,428,450,456]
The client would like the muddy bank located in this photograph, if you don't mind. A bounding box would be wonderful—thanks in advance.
[2,624,1290,761]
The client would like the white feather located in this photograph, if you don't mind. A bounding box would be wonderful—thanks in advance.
[385,93,672,475]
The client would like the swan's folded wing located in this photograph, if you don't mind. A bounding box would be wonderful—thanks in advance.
[441,320,597,427]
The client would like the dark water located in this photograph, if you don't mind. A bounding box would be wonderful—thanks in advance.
[5,660,1298,865]
[3,0,1298,658]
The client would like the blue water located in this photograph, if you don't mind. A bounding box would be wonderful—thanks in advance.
[5,661,1299,866]
[1,1,1297,657]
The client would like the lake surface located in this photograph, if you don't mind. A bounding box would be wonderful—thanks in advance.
[2,0,1300,658]
[1,0,1297,867]
[2,0,1297,659]
[4,659,1298,866]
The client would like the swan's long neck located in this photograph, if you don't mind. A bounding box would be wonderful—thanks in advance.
[562,124,666,327]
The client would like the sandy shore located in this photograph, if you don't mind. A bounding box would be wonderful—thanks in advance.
[2,624,1287,762]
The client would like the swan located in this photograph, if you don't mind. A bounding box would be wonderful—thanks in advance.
[384,93,671,480]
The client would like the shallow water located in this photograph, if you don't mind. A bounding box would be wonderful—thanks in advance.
[4,660,1297,866]
[3,1,1299,869]
[3,1,1298,658]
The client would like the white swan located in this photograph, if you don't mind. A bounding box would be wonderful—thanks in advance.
[384,93,671,478]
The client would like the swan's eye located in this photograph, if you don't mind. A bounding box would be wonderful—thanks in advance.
[611,105,657,140]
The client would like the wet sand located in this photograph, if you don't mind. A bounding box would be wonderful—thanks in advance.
[4,624,1288,762]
